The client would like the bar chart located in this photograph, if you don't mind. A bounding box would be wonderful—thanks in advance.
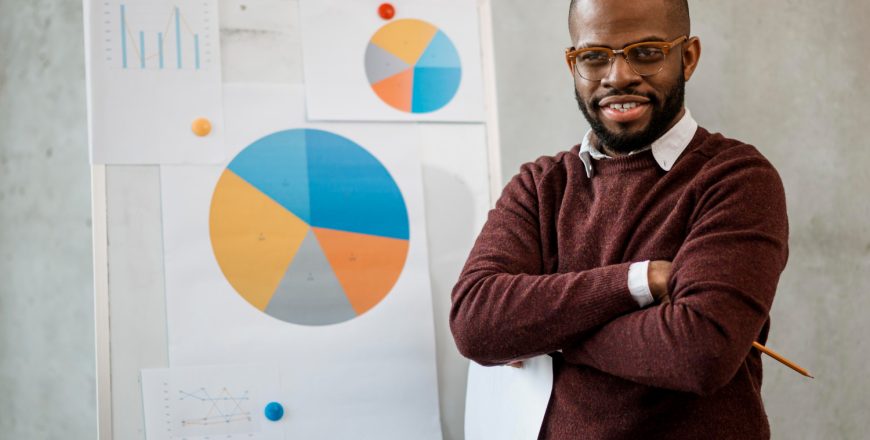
[100,1,214,71]
[88,0,224,164]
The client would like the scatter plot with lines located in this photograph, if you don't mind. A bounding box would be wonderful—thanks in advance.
[141,365,282,440]
[176,387,253,432]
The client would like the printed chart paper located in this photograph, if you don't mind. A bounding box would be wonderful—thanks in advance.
[160,84,442,439]
[141,364,282,440]
[299,0,485,122]
[85,0,225,164]
[465,355,554,440]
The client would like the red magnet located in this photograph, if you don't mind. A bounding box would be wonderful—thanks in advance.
[378,3,395,20]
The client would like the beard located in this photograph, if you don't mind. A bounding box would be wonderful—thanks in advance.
[575,76,685,154]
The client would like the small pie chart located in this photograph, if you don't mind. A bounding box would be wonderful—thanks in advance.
[209,129,410,326]
[365,18,462,113]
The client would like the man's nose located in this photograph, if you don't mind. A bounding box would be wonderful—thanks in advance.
[601,55,642,90]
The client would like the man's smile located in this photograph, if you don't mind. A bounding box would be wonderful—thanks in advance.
[596,95,652,124]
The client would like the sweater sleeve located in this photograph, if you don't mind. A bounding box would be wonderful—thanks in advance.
[562,150,790,395]
[450,162,640,366]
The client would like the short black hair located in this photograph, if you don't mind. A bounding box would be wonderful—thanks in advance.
[569,0,690,35]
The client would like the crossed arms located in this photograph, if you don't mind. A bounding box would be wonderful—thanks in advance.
[449,151,789,395]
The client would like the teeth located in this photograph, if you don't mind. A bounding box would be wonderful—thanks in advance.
[608,102,639,112]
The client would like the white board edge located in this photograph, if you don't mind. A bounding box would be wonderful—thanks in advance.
[92,164,113,440]
[479,0,503,207]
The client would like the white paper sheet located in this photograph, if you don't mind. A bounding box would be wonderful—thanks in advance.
[85,0,225,164]
[160,84,442,439]
[299,0,485,122]
[465,355,554,440]
[141,364,282,440]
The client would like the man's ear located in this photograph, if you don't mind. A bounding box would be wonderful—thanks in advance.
[682,36,701,81]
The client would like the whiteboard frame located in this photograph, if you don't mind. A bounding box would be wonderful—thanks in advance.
[93,165,113,439]
[90,1,503,438]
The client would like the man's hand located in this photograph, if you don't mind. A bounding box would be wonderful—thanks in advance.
[511,261,672,367]
[648,260,673,304]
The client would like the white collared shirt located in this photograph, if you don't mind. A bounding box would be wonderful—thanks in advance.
[578,109,699,307]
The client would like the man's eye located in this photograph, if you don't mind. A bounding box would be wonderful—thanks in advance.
[632,47,664,61]
[580,51,609,63]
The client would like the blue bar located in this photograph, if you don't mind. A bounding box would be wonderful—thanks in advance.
[158,33,164,69]
[175,7,181,69]
[194,34,200,70]
[120,5,127,68]
[139,31,145,68]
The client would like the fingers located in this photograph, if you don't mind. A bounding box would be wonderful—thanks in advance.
[648,260,674,304]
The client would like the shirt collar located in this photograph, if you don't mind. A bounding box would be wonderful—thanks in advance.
[578,109,698,178]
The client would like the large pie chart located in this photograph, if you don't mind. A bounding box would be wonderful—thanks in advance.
[365,18,462,113]
[209,129,410,326]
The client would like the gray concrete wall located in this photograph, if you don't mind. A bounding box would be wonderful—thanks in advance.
[492,0,870,438]
[0,0,96,438]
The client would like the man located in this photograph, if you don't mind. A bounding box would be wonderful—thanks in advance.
[450,0,789,438]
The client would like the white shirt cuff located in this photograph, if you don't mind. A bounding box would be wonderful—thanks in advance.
[627,260,654,308]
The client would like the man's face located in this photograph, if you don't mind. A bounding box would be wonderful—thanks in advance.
[569,0,696,154]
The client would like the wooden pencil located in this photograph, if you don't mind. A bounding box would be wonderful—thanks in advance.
[752,341,814,379]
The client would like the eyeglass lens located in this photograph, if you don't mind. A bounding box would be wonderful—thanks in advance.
[575,44,667,81]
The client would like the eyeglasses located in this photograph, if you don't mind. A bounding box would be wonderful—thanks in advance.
[565,36,688,81]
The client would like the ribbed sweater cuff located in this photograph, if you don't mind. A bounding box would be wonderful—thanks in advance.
[576,261,639,321]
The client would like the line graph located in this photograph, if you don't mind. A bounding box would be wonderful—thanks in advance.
[160,381,258,436]
[141,365,280,439]
[100,0,214,71]
[178,387,254,427]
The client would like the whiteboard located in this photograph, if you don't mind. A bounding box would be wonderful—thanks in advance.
[88,0,502,438]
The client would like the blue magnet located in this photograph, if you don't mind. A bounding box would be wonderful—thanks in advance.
[264,402,284,421]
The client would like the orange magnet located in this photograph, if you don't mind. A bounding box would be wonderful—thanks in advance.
[378,3,395,20]
[191,117,212,137]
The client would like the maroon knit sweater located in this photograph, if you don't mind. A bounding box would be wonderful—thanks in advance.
[450,127,789,439]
